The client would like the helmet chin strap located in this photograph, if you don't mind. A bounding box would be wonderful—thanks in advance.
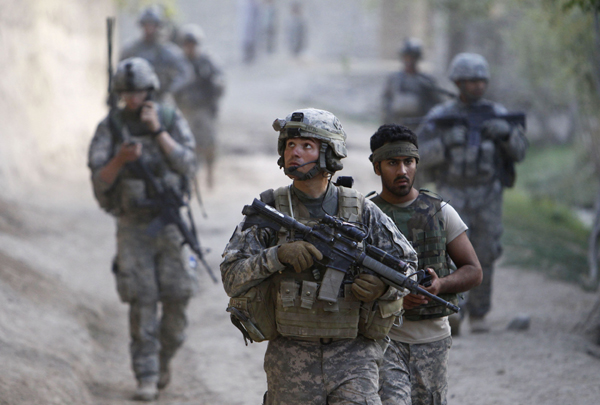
[284,159,322,181]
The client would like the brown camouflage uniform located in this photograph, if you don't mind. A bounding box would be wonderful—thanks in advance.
[88,104,197,384]
[221,186,418,404]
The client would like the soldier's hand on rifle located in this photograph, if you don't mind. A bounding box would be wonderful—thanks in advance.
[442,125,467,147]
[277,241,323,273]
[403,268,440,310]
[351,273,386,302]
[140,101,162,134]
[482,118,511,142]
[116,142,142,164]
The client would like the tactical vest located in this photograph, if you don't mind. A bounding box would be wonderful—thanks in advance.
[372,192,458,321]
[269,185,365,339]
[106,106,185,217]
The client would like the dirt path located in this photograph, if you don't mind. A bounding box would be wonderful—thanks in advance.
[1,56,599,404]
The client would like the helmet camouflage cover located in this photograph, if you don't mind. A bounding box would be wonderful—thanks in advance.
[112,57,160,93]
[448,52,490,81]
[400,37,423,59]
[139,5,164,25]
[180,23,205,45]
[273,108,347,160]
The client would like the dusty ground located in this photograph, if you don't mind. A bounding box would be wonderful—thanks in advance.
[1,55,600,405]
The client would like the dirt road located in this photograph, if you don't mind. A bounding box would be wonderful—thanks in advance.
[1,56,599,404]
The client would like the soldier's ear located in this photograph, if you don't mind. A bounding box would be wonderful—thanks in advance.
[373,162,381,176]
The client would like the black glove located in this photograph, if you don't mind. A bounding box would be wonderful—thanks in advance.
[482,119,511,142]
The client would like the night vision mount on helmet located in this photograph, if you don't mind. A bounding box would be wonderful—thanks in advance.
[273,108,347,181]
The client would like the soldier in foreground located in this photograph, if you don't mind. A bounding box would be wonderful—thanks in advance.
[88,58,198,401]
[121,5,193,104]
[221,108,417,404]
[417,53,528,333]
[368,124,482,405]
[381,38,443,130]
[175,23,225,189]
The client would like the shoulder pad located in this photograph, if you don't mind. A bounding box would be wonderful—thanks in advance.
[419,189,443,201]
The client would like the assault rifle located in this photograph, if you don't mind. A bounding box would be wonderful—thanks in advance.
[428,105,526,188]
[105,18,217,283]
[242,199,459,312]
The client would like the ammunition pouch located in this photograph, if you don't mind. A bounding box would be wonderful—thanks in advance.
[358,298,404,340]
[226,280,278,345]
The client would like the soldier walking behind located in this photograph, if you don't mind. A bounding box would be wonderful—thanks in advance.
[417,53,528,333]
[381,38,444,131]
[121,5,193,104]
[175,23,225,189]
[221,108,418,404]
[87,58,198,401]
[368,124,482,405]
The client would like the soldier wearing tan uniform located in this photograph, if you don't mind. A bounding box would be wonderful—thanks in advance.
[221,108,418,405]
[88,58,197,401]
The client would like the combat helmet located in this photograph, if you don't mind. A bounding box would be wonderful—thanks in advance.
[138,5,164,25]
[399,37,423,59]
[448,53,490,81]
[112,57,160,93]
[179,23,205,46]
[273,108,347,180]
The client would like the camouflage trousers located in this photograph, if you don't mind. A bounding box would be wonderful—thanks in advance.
[129,298,189,383]
[263,336,386,405]
[180,106,217,163]
[379,336,452,405]
[438,183,504,318]
[115,218,198,382]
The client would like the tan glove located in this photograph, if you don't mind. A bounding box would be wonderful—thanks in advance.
[351,273,387,302]
[277,241,323,273]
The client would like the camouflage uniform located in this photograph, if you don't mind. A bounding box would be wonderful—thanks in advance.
[88,87,198,385]
[121,8,193,104]
[382,72,442,130]
[382,39,443,130]
[417,54,527,318]
[174,50,225,169]
[221,108,417,405]
[373,192,463,405]
[380,337,452,405]
[222,186,417,404]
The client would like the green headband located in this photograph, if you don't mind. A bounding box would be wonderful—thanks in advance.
[371,141,419,163]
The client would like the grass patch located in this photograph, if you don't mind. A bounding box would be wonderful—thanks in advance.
[502,187,590,285]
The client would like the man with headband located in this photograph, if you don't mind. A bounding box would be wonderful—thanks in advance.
[369,124,482,405]
[221,109,417,404]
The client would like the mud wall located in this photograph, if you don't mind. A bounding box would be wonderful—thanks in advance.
[0,0,115,195]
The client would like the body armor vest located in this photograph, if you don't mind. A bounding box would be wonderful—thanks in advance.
[372,192,458,320]
[107,106,185,217]
[269,185,364,339]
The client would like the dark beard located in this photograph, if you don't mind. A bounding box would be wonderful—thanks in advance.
[383,175,413,198]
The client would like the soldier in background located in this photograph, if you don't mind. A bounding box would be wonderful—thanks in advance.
[175,24,225,189]
[417,53,528,334]
[288,1,307,58]
[88,58,198,401]
[382,38,443,130]
[121,5,193,104]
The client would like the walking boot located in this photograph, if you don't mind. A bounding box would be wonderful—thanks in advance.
[133,380,159,401]
[158,365,171,390]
